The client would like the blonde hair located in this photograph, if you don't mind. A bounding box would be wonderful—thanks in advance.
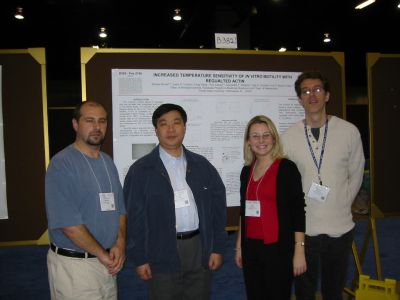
[243,115,284,166]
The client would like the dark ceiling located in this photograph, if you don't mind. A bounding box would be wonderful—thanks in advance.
[1,0,400,86]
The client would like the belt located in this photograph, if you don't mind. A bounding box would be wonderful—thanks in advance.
[176,229,200,240]
[50,243,96,258]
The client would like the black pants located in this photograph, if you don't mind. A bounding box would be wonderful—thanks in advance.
[294,229,353,300]
[242,238,293,300]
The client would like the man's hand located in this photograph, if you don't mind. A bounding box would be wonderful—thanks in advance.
[208,253,223,271]
[63,224,114,271]
[97,250,114,270]
[108,243,126,275]
[136,263,152,280]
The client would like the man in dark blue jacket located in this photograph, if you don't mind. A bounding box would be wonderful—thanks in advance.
[123,103,227,300]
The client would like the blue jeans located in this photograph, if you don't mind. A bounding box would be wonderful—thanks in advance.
[294,229,353,300]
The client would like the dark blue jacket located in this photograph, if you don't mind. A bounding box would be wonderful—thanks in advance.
[123,145,227,273]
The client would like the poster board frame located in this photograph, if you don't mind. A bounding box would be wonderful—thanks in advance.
[367,53,400,218]
[81,48,346,229]
[0,48,49,246]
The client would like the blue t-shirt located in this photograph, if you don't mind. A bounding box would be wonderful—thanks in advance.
[45,145,126,251]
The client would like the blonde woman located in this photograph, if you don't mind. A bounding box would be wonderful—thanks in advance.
[235,115,306,300]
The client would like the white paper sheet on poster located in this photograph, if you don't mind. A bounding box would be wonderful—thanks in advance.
[111,69,304,207]
[0,66,8,219]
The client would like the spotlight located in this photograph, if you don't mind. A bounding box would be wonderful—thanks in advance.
[173,9,182,21]
[323,33,331,43]
[278,47,287,52]
[355,0,375,9]
[99,27,107,38]
[14,7,24,20]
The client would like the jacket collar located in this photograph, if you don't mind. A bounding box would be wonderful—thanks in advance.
[149,144,195,161]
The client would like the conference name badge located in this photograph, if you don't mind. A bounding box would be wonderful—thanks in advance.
[245,200,261,217]
[307,182,330,202]
[174,189,191,209]
[99,193,116,211]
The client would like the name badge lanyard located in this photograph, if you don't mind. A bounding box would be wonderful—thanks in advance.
[79,152,113,194]
[246,163,267,201]
[304,119,328,185]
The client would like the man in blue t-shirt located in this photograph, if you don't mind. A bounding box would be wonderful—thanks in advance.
[45,101,126,300]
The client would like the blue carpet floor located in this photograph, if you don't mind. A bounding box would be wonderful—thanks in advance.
[1,218,399,299]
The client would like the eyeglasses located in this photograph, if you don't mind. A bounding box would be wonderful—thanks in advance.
[300,86,324,96]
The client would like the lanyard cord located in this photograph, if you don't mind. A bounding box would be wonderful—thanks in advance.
[304,118,328,185]
[79,151,113,193]
[246,161,268,201]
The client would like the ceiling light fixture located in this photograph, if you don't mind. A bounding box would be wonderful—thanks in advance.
[355,0,376,9]
[14,7,24,20]
[297,46,302,51]
[397,2,400,8]
[323,33,331,43]
[251,6,258,16]
[99,27,107,38]
[278,47,286,52]
[173,9,182,21]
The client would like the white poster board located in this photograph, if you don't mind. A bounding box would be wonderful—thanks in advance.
[111,69,304,207]
[0,65,8,219]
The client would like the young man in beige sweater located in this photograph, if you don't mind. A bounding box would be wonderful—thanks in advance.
[282,71,365,300]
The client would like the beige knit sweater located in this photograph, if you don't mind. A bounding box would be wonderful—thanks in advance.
[282,116,365,237]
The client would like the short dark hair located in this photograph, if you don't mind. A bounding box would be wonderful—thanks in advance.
[152,103,187,127]
[73,101,106,121]
[294,71,330,97]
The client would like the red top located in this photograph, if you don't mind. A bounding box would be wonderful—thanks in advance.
[245,159,281,244]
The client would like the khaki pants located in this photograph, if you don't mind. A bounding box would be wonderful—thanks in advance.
[47,249,117,300]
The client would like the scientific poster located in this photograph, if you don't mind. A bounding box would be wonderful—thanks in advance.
[111,69,303,206]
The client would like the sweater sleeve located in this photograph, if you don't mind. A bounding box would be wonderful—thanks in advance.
[283,159,306,233]
[348,127,365,203]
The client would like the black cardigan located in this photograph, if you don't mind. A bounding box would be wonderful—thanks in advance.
[239,158,306,254]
